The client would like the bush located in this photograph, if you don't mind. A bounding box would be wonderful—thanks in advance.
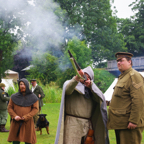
[27,53,58,85]
[39,81,62,103]
[6,84,19,96]
[93,68,115,93]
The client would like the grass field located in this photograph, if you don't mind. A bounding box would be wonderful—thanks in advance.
[1,103,144,144]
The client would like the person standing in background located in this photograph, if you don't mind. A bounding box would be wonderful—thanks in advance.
[30,79,45,128]
[0,83,10,132]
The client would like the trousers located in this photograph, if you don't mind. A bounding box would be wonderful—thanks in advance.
[115,127,144,144]
[0,109,8,125]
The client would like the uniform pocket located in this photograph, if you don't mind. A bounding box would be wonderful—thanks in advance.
[113,83,125,97]
[111,109,126,116]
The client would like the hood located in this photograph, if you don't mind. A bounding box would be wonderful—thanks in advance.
[83,66,94,81]
[18,78,31,95]
[75,66,94,95]
[11,78,38,107]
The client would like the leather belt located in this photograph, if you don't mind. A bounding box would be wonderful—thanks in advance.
[66,113,90,120]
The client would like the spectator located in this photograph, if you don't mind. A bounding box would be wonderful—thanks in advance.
[0,83,10,132]
[30,79,45,129]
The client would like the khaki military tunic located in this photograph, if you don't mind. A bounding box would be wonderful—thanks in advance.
[0,88,10,125]
[107,67,144,144]
[107,67,144,129]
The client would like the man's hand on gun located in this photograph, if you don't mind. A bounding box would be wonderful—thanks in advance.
[75,70,91,88]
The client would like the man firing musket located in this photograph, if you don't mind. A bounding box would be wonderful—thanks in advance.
[55,50,109,144]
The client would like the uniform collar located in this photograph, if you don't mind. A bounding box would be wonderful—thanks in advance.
[32,83,37,89]
[0,88,4,91]
[118,67,132,79]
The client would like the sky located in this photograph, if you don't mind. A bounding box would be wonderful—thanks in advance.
[111,0,137,18]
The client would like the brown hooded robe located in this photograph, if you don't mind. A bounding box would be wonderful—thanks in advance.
[7,78,38,144]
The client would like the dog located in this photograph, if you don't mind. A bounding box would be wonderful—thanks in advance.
[36,114,49,135]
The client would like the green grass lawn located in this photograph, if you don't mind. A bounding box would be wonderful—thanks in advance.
[1,103,144,144]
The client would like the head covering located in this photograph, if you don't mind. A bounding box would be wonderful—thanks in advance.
[83,66,94,81]
[30,79,37,82]
[115,52,133,61]
[0,83,6,87]
[75,66,94,97]
[11,78,38,107]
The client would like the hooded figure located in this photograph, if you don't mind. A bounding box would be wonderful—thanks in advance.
[55,66,109,144]
[7,78,39,144]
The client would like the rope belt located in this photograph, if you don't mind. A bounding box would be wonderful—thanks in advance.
[66,113,90,120]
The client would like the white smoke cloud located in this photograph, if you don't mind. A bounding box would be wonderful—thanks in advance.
[0,0,65,53]
[0,0,84,71]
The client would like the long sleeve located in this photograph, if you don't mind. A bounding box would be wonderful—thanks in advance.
[65,78,79,95]
[39,87,45,99]
[128,74,144,124]
[8,98,17,119]
[0,92,10,101]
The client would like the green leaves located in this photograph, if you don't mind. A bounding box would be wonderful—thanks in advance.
[56,0,127,64]
[117,0,144,56]
[27,53,58,85]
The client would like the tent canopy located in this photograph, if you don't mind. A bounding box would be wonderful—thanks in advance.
[5,70,18,74]
[1,79,15,91]
[4,69,19,83]
[104,72,144,101]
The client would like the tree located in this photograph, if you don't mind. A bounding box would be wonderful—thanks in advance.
[0,0,28,81]
[27,52,58,85]
[57,37,92,87]
[117,0,144,56]
[93,68,115,93]
[54,0,126,64]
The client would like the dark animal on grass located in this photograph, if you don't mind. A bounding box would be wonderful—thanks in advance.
[36,114,49,135]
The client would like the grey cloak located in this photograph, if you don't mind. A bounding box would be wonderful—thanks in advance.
[55,66,109,144]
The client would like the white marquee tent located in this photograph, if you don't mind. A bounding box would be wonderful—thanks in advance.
[104,72,144,101]
[1,79,15,91]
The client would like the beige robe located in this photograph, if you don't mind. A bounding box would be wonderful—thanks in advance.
[57,78,108,144]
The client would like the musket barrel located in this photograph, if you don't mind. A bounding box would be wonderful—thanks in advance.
[68,50,81,70]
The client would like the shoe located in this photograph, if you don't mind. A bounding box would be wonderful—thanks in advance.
[0,125,9,132]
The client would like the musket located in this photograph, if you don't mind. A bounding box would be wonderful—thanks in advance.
[68,50,87,81]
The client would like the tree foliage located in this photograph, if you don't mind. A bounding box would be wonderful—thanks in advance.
[27,53,58,85]
[0,0,28,81]
[117,0,144,56]
[93,68,115,93]
[55,0,126,64]
[57,37,92,87]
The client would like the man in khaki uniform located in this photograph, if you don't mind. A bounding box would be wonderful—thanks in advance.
[0,83,10,132]
[107,52,144,144]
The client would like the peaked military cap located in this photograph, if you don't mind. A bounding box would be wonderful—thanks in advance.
[0,83,6,87]
[30,79,37,82]
[115,52,133,60]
